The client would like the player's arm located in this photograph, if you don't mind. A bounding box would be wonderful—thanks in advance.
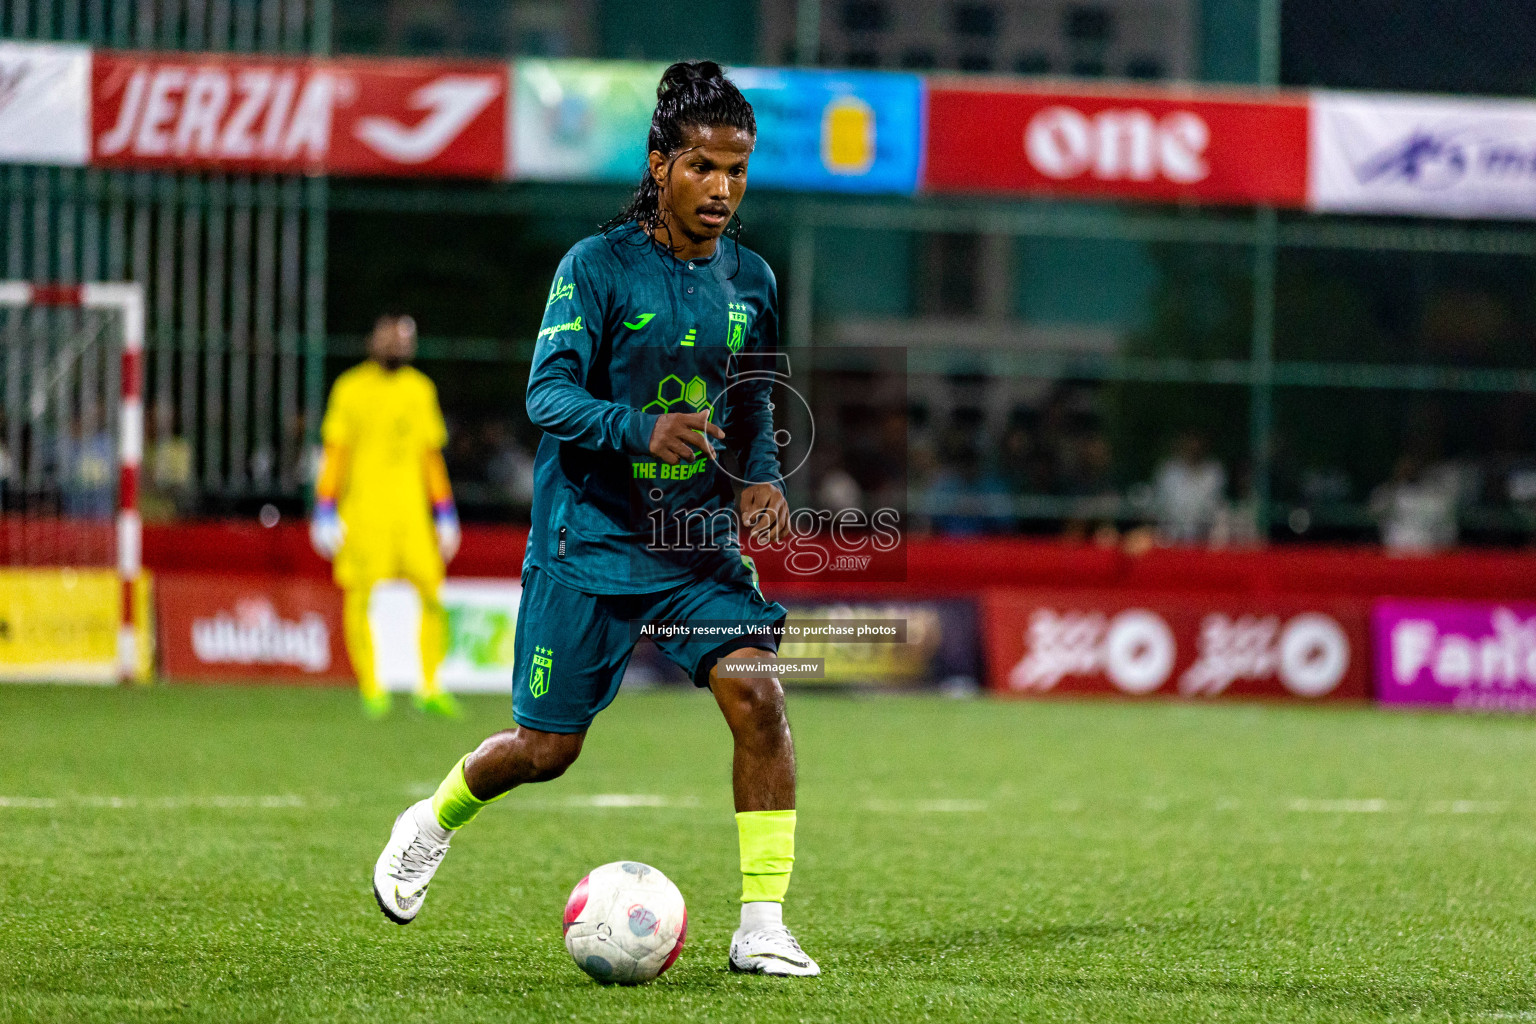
[728,272,789,544]
[425,448,460,562]
[526,247,721,463]
[310,442,348,559]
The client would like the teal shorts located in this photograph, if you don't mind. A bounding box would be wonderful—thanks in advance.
[510,561,787,734]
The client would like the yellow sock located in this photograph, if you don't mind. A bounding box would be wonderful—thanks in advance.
[736,809,796,903]
[342,586,382,700]
[430,755,507,830]
[418,588,446,697]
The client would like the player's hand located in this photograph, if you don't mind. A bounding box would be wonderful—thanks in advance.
[739,483,790,545]
[310,502,344,560]
[648,412,724,466]
[435,507,461,563]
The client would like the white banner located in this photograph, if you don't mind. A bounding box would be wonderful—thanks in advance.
[372,578,521,694]
[0,42,90,166]
[1310,91,1536,220]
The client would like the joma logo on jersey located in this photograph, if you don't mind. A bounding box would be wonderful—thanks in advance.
[727,303,751,353]
[530,646,554,698]
[546,276,575,307]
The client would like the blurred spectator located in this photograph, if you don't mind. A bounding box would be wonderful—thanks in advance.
[929,411,1012,535]
[1210,462,1262,548]
[1152,431,1226,544]
[62,415,114,520]
[997,404,1057,495]
[816,466,862,512]
[1370,455,1459,553]
[1061,431,1121,541]
[483,419,535,507]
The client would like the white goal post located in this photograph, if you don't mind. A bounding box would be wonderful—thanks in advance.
[0,282,145,681]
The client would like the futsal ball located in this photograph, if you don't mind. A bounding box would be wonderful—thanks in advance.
[563,861,687,984]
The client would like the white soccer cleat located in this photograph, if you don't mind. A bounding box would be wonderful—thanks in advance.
[372,799,452,925]
[729,925,821,977]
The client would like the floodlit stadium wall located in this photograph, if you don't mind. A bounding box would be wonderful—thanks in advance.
[5,41,1536,219]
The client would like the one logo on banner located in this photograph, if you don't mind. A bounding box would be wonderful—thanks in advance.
[1025,106,1211,184]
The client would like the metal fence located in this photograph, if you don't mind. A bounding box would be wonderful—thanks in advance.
[2,0,330,508]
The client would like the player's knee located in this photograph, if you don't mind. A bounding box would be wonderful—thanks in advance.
[715,668,787,735]
[524,730,583,782]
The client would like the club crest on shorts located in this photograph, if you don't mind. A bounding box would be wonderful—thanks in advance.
[530,646,554,698]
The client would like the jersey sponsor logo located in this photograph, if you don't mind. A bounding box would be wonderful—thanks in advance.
[622,313,655,330]
[546,275,575,306]
[633,458,710,481]
[530,645,554,698]
[537,315,583,340]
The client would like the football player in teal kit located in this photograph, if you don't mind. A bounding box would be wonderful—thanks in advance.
[372,60,819,976]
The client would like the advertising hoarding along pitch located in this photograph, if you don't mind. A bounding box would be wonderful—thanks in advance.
[981,588,1369,700]
[923,81,1310,207]
[1373,600,1536,711]
[91,51,507,178]
[1310,91,1536,220]
[0,42,91,167]
[510,59,923,195]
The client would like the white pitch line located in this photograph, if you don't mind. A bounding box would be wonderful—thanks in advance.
[0,794,309,810]
[865,799,988,813]
[1289,798,1392,813]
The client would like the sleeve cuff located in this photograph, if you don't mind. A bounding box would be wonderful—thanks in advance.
[625,411,659,456]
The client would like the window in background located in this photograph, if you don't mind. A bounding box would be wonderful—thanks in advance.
[1015,51,1052,75]
[758,0,1193,81]
[842,0,891,32]
[952,3,1000,39]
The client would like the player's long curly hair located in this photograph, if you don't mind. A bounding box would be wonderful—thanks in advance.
[600,60,756,273]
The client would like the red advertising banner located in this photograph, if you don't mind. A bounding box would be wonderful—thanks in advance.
[923,81,1310,206]
[91,51,506,178]
[157,572,352,683]
[980,588,1369,700]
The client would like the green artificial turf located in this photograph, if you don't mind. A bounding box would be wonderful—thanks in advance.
[2,685,1536,1022]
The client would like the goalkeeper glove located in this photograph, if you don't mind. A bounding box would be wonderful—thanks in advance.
[310,500,344,559]
[435,501,461,562]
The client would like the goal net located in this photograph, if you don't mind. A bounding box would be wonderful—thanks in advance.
[0,282,145,682]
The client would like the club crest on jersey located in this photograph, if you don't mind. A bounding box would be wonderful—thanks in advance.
[530,646,554,698]
[727,303,751,353]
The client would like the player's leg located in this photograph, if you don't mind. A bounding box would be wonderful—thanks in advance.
[710,654,817,976]
[401,524,457,717]
[335,533,390,718]
[650,564,818,975]
[372,567,639,924]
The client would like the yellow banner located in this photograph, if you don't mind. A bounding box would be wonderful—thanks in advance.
[0,568,121,682]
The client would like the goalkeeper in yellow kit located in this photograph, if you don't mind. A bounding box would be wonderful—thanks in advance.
[310,313,461,718]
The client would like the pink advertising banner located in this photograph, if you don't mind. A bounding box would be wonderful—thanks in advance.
[1372,600,1536,711]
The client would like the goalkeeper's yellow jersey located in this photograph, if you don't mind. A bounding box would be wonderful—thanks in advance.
[320,361,447,529]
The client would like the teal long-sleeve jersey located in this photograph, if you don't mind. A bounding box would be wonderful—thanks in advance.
[523,222,784,594]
